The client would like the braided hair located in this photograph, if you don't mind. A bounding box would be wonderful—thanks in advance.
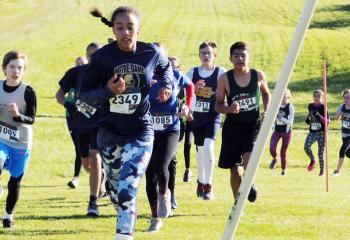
[90,6,141,27]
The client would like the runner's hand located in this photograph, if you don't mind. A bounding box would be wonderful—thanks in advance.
[229,101,240,114]
[194,80,205,94]
[108,74,126,95]
[176,105,190,118]
[8,102,20,117]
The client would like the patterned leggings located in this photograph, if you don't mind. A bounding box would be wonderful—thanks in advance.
[304,131,325,171]
[100,139,153,237]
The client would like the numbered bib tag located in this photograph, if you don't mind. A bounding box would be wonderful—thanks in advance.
[0,121,19,142]
[152,115,173,131]
[110,91,141,114]
[311,122,322,130]
[193,100,210,113]
[76,100,97,119]
[276,118,286,126]
[236,97,256,112]
[343,120,350,129]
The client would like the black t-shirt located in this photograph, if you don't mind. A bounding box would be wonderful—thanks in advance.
[3,81,36,124]
[305,103,329,132]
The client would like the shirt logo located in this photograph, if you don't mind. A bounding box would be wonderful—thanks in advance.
[114,64,146,89]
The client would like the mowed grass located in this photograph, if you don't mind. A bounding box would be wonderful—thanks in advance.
[1,0,350,239]
[0,119,350,240]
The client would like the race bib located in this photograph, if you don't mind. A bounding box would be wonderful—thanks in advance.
[193,100,210,113]
[311,122,322,130]
[276,118,286,126]
[109,92,141,114]
[76,100,97,119]
[0,122,19,142]
[152,115,173,131]
[343,120,350,129]
[236,97,256,112]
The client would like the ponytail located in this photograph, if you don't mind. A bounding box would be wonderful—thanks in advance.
[90,7,112,27]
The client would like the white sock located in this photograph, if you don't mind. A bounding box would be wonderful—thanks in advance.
[3,210,13,221]
[0,158,4,171]
[196,146,205,183]
[115,233,133,240]
[203,138,215,185]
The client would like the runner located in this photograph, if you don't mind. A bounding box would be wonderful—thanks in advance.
[146,48,194,232]
[56,42,104,216]
[333,90,350,176]
[83,6,173,240]
[0,51,37,228]
[304,90,329,176]
[215,41,271,201]
[269,89,294,176]
[187,41,226,200]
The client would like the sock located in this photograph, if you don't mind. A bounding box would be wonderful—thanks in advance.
[115,233,133,240]
[3,210,13,221]
[196,146,205,183]
[203,138,215,184]
[89,195,97,203]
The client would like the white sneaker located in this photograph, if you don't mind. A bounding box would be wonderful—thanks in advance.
[157,189,171,218]
[333,170,340,176]
[147,218,163,232]
[115,233,133,240]
[67,177,78,189]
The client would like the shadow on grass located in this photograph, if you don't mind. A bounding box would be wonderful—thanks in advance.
[310,4,350,29]
[0,229,87,236]
[19,214,115,221]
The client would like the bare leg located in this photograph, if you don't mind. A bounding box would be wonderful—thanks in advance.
[89,150,102,197]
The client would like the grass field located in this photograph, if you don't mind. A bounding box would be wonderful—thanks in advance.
[0,0,350,239]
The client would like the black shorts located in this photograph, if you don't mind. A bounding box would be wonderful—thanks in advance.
[77,130,98,158]
[218,119,260,169]
[192,121,220,146]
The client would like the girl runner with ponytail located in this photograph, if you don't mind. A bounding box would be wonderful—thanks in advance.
[187,41,226,200]
[81,6,173,240]
[0,51,36,228]
[146,45,194,232]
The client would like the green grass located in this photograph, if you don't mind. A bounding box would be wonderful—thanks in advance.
[0,0,350,239]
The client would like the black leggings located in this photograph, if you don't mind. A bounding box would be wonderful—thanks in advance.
[6,174,23,214]
[184,121,193,169]
[70,132,82,177]
[339,137,350,158]
[146,130,179,217]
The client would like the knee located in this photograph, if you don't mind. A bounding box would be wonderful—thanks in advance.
[118,187,135,207]
[82,158,90,172]
[8,175,22,192]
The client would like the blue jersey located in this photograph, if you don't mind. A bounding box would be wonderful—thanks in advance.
[59,65,97,134]
[149,68,191,132]
[80,41,173,147]
[192,67,220,127]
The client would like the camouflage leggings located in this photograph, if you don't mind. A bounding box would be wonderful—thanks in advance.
[100,139,153,236]
[304,131,325,171]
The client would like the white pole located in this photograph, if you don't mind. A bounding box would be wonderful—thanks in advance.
[221,1,318,239]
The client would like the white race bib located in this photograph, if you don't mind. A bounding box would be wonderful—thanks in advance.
[77,101,97,119]
[311,122,322,130]
[110,93,141,114]
[152,115,173,131]
[193,100,210,113]
[236,97,256,112]
[343,120,350,129]
[276,118,286,126]
[0,124,19,142]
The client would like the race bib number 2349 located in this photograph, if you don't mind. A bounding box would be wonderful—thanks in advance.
[110,93,141,114]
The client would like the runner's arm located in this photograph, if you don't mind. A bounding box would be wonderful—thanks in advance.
[258,70,270,112]
[13,86,36,124]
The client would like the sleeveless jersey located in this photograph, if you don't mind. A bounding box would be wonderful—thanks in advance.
[192,67,220,127]
[0,81,33,149]
[307,103,326,132]
[226,69,260,123]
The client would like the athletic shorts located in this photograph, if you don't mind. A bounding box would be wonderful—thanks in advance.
[192,121,220,146]
[218,119,260,169]
[78,130,98,158]
[0,141,30,178]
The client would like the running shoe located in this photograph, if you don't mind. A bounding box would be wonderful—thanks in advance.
[247,184,258,203]
[183,169,193,182]
[67,177,78,189]
[147,218,163,232]
[2,219,13,228]
[319,170,324,177]
[281,170,287,176]
[157,189,171,218]
[333,170,340,176]
[269,159,277,170]
[171,195,178,210]
[307,160,316,172]
[87,201,99,217]
[202,184,214,201]
[196,181,204,198]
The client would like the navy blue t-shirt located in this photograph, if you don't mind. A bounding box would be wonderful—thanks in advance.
[59,65,97,134]
[80,41,173,146]
[149,68,190,133]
